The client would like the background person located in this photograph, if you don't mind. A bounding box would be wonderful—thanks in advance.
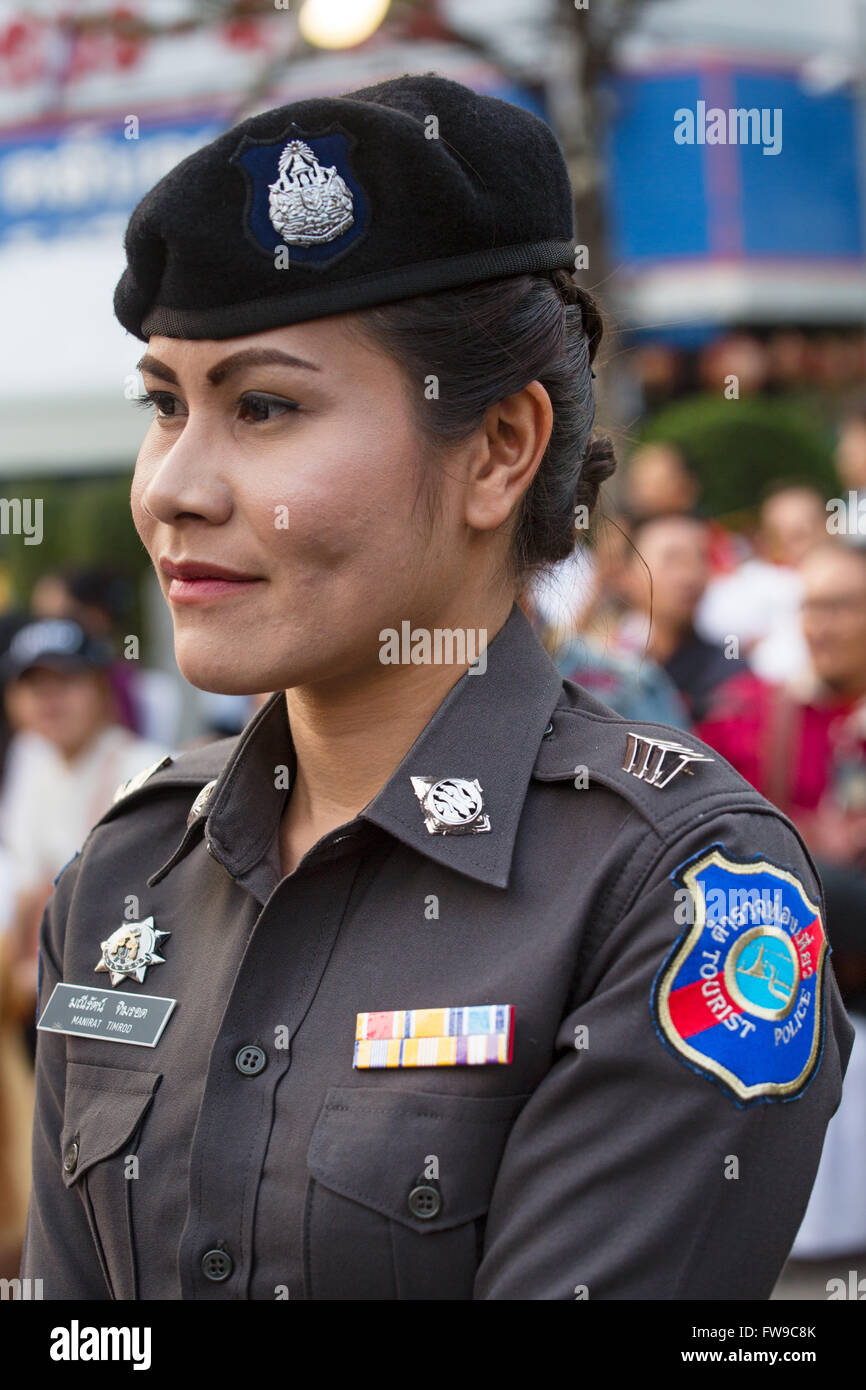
[697,540,866,841]
[622,441,738,574]
[697,482,827,682]
[31,566,182,748]
[0,618,169,1040]
[834,398,866,527]
[612,512,746,721]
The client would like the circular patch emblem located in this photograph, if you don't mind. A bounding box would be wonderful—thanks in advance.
[725,927,800,1021]
[426,778,483,828]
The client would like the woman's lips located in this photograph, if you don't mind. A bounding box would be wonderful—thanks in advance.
[159,557,264,605]
[167,576,264,604]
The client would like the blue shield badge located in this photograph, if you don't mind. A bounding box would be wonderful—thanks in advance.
[652,845,829,1106]
[232,124,369,267]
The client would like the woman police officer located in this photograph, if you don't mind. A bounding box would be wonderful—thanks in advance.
[23,74,853,1300]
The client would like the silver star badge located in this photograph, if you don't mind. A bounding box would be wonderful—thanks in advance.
[411,776,491,835]
[95,917,170,987]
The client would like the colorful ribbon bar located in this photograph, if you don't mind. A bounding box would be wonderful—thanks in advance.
[354,1003,514,1068]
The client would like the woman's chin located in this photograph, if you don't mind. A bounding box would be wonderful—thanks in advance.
[173,646,276,697]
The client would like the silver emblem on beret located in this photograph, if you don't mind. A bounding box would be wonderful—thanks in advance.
[623,732,714,790]
[411,776,491,835]
[95,917,170,987]
[268,139,354,246]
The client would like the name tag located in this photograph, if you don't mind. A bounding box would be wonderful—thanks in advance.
[37,984,176,1047]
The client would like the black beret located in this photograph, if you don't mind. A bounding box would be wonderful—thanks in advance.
[114,72,577,342]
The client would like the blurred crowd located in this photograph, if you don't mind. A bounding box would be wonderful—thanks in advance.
[526,398,866,1288]
[1,403,866,1289]
[0,565,262,1277]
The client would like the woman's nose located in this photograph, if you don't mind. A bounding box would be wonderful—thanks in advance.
[139,426,234,526]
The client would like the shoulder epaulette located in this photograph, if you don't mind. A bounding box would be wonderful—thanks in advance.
[533,688,776,847]
[103,736,239,822]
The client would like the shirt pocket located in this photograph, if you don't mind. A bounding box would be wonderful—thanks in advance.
[304,1085,530,1300]
[60,1061,161,1301]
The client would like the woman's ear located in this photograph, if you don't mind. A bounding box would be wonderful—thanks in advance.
[464,381,552,535]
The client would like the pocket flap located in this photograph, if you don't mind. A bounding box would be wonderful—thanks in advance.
[60,1062,161,1188]
[307,1086,529,1232]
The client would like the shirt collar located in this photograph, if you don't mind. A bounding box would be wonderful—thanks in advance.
[154,602,563,891]
[361,603,562,886]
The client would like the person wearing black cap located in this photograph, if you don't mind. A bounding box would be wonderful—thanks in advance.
[0,620,168,1028]
[22,74,853,1301]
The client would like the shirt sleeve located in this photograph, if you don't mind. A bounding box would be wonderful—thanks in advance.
[20,856,112,1299]
[473,807,855,1300]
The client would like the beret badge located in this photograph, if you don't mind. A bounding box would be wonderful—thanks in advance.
[268,139,354,247]
[231,125,368,269]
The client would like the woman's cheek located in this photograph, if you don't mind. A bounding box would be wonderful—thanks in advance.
[263,482,368,572]
[129,472,154,546]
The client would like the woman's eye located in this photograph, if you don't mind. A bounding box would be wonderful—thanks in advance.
[238,393,299,423]
[136,390,183,419]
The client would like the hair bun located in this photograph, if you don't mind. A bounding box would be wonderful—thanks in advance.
[549,270,604,369]
[580,434,617,492]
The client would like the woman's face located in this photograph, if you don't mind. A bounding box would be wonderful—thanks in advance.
[132,316,475,695]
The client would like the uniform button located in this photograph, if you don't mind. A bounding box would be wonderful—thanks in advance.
[542,721,554,739]
[201,1249,233,1282]
[235,1044,267,1076]
[62,1139,79,1174]
[407,1183,442,1220]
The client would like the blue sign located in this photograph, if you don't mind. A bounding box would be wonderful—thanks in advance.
[603,69,863,265]
[0,114,223,245]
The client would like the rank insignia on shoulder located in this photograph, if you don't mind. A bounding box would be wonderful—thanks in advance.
[111,756,173,805]
[354,1004,514,1068]
[410,776,491,835]
[652,845,828,1105]
[623,731,714,789]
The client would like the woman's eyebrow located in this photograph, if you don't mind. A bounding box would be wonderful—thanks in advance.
[135,347,322,388]
[205,347,322,385]
[137,354,178,384]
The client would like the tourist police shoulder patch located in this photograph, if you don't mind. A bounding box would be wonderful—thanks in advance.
[651,843,828,1106]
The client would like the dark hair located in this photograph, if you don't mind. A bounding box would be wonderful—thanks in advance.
[349,269,616,580]
[626,509,708,555]
[758,477,824,506]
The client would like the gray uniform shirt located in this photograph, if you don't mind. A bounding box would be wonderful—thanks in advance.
[21,604,855,1299]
